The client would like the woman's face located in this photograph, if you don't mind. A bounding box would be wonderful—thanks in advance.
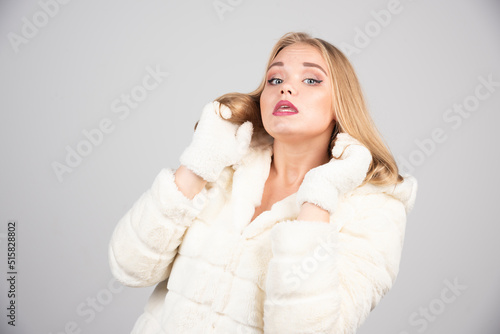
[260,43,336,142]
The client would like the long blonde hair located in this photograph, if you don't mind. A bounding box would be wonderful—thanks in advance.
[202,31,403,187]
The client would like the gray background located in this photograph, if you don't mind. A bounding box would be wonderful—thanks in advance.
[1,0,499,333]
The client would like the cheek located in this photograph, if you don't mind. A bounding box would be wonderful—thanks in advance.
[316,89,334,118]
[260,90,276,121]
[260,89,271,108]
[318,88,332,105]
[306,89,334,123]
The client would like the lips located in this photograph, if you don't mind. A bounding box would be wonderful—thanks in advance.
[273,100,299,114]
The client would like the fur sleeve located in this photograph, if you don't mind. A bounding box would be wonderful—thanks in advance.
[108,168,208,288]
[263,193,407,334]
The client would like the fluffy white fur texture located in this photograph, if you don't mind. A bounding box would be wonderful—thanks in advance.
[108,128,418,334]
[108,168,210,288]
[179,101,253,183]
[296,132,373,215]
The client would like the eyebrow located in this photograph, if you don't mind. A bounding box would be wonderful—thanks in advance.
[267,61,327,75]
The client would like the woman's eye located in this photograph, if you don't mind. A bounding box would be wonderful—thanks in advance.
[267,78,283,85]
[304,78,322,85]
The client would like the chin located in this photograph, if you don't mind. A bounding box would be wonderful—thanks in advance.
[265,125,285,137]
[267,130,303,142]
[264,116,308,136]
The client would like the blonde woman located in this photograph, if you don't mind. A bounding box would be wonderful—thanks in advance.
[108,31,418,333]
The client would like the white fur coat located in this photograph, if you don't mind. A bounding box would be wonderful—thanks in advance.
[108,135,418,334]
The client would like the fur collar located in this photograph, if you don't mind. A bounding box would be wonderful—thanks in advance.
[226,133,417,238]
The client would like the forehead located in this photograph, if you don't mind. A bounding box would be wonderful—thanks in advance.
[273,43,326,65]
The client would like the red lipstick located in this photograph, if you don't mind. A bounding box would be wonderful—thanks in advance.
[273,100,299,116]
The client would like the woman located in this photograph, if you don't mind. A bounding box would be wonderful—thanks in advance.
[108,32,418,333]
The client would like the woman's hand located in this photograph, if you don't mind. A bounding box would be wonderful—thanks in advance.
[179,101,254,183]
[295,132,373,217]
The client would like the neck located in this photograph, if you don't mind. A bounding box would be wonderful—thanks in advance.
[270,134,331,188]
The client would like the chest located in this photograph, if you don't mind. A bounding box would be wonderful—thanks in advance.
[250,177,299,224]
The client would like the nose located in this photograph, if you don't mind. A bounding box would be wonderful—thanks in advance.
[280,82,295,96]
